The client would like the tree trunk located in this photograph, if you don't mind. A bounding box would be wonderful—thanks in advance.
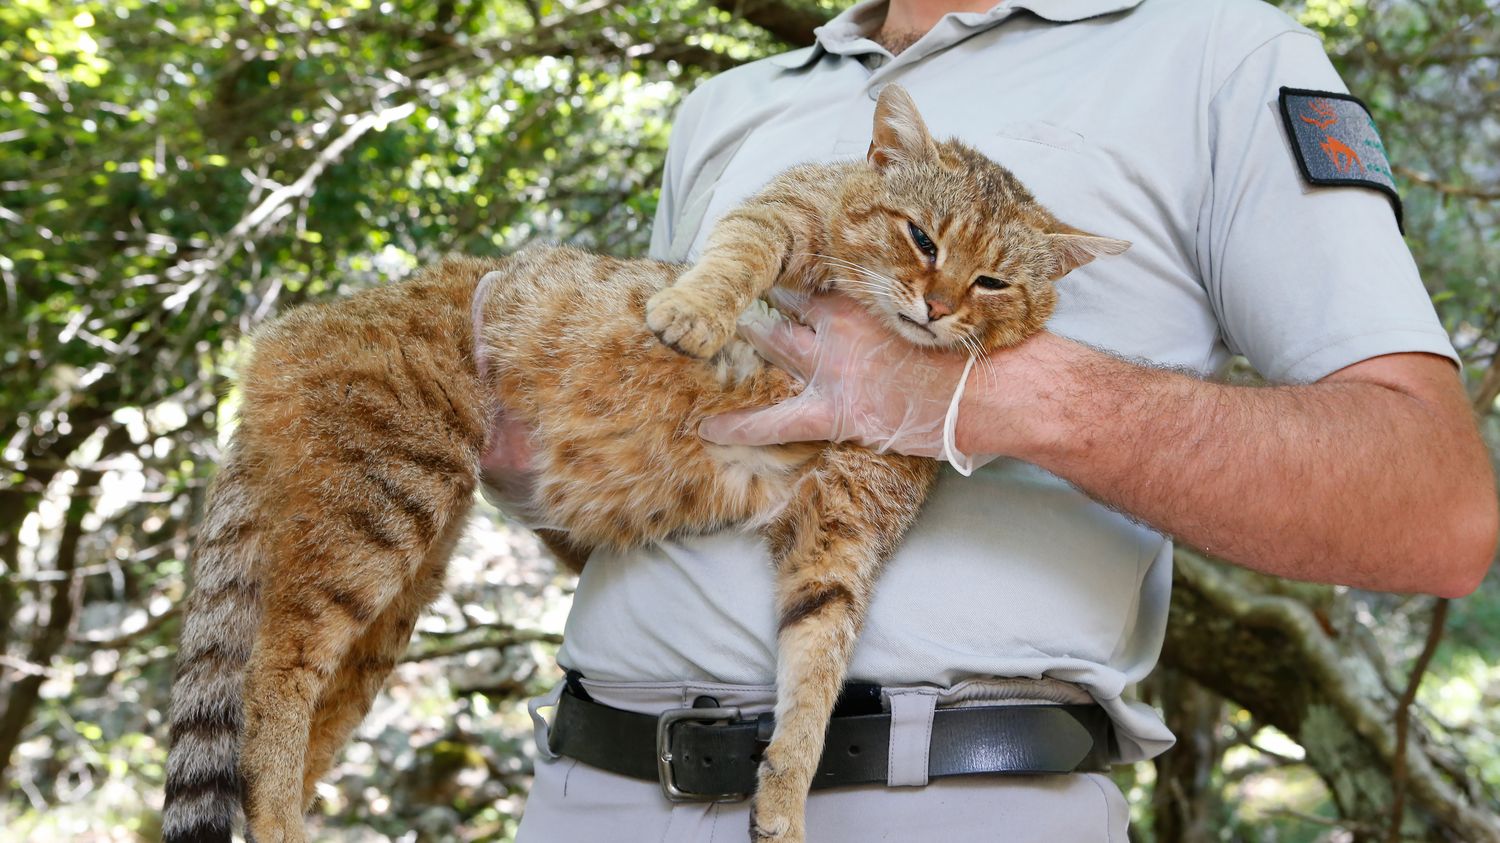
[708,0,826,46]
[0,468,98,781]
[1149,668,1223,843]
[0,425,132,782]
[1163,551,1499,842]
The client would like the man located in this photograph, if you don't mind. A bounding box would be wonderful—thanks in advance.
[514,0,1497,839]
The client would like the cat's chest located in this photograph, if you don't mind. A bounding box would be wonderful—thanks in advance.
[707,338,766,389]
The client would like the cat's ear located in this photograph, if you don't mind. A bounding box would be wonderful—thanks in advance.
[1045,228,1131,279]
[867,85,938,169]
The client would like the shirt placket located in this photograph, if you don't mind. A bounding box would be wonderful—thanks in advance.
[823,8,1020,153]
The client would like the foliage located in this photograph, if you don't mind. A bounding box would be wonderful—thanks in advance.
[1,0,775,837]
[0,1,1496,841]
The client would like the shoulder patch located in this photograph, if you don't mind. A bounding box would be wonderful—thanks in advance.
[1278,87,1402,231]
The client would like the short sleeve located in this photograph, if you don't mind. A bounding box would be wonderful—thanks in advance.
[1197,31,1458,383]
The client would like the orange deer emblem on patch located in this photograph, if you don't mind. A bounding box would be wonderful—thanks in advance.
[1319,136,1364,175]
[1299,98,1340,130]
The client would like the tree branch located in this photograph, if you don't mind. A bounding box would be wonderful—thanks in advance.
[73,602,182,650]
[1167,552,1500,842]
[401,624,563,663]
[1387,597,1450,843]
[0,426,131,783]
[1470,351,1500,419]
[1396,165,1500,202]
[708,0,828,46]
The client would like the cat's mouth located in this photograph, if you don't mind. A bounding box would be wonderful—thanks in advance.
[893,313,953,348]
[894,312,972,351]
[897,314,934,336]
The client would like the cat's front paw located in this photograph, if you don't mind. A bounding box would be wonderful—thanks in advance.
[748,762,806,843]
[645,285,736,359]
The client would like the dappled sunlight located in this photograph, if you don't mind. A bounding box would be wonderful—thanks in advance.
[1,0,1497,840]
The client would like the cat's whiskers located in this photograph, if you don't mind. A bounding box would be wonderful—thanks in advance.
[958,333,982,363]
[789,252,1006,384]
[793,252,902,297]
[962,336,990,386]
[834,269,901,295]
[820,270,893,289]
[968,331,1000,383]
[957,332,999,386]
[794,251,886,277]
[976,338,1000,384]
[833,279,900,298]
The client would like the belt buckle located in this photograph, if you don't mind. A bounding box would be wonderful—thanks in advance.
[656,706,746,802]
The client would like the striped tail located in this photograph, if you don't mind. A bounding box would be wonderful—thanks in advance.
[162,449,264,843]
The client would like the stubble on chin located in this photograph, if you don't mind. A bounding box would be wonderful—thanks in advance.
[873,27,925,55]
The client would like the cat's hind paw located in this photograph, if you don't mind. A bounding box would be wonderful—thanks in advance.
[748,763,806,843]
[748,801,800,843]
[645,285,737,359]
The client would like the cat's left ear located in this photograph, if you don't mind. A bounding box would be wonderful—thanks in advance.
[868,85,939,169]
[1045,227,1131,280]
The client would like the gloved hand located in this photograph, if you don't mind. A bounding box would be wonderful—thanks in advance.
[698,292,996,475]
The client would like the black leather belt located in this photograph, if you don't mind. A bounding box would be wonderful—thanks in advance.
[547,685,1114,802]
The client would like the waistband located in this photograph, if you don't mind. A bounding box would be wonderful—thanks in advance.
[528,674,1102,790]
[538,674,1094,716]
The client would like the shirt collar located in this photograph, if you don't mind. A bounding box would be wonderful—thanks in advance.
[768,0,1144,69]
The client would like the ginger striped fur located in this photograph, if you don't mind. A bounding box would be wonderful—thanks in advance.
[161,85,1127,843]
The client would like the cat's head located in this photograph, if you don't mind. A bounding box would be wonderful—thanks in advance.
[827,84,1129,352]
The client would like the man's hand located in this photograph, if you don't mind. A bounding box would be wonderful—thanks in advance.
[980,335,1497,596]
[698,293,981,468]
[705,294,1498,597]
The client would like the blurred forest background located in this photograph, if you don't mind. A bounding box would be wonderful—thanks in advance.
[2,0,1499,840]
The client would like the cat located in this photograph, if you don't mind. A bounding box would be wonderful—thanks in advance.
[160,84,1128,843]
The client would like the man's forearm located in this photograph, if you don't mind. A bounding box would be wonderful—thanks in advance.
[957,333,1498,597]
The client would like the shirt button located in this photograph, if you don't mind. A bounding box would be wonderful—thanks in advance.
[868,83,886,100]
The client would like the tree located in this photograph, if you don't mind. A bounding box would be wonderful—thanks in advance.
[1,1,1495,840]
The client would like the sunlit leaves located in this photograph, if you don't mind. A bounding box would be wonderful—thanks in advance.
[0,1,791,835]
[1297,0,1367,31]
[6,2,1493,840]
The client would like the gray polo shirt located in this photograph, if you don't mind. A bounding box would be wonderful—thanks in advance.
[555,0,1458,761]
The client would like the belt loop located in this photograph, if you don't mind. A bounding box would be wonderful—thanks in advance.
[528,681,566,760]
[564,668,594,702]
[884,687,940,787]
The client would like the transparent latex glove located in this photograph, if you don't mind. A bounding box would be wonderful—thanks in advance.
[698,292,997,475]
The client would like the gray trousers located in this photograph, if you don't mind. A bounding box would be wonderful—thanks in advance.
[515,677,1132,842]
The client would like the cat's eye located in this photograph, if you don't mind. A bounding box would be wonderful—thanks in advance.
[974,275,1011,290]
[907,222,938,259]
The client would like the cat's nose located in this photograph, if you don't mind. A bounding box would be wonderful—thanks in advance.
[925,298,953,320]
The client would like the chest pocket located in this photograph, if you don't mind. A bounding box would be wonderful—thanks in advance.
[992,121,1086,152]
[973,121,1098,215]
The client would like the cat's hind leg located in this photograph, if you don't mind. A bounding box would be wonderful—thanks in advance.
[751,448,937,843]
[298,513,462,809]
[239,559,386,843]
[240,482,475,842]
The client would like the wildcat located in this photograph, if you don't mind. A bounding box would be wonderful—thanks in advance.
[161,84,1127,843]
